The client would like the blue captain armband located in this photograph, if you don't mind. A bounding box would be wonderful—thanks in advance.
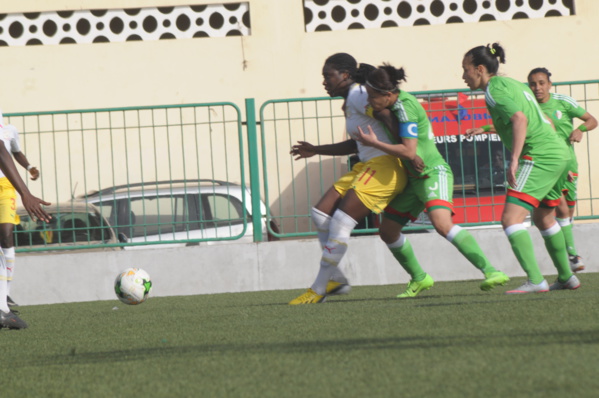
[400,122,418,138]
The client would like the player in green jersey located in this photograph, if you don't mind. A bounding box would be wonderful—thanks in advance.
[355,64,509,298]
[462,43,579,293]
[527,67,597,272]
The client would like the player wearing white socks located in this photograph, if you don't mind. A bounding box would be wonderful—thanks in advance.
[0,119,40,308]
[288,53,409,304]
[0,113,48,329]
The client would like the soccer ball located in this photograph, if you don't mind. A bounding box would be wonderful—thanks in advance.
[114,268,152,305]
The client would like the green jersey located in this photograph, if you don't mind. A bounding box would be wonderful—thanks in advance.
[485,76,570,161]
[389,90,448,178]
[539,93,586,162]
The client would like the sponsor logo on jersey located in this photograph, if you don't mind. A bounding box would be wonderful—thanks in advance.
[555,110,563,120]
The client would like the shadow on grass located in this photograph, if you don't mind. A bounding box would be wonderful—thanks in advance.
[13,328,599,369]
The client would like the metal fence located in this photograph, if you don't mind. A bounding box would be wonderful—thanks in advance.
[6,103,253,252]
[8,80,599,251]
[260,80,599,238]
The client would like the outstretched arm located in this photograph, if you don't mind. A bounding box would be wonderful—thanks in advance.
[290,139,357,160]
[0,146,50,221]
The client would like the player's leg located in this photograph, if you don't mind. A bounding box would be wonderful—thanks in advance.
[0,248,26,329]
[311,187,349,288]
[427,207,509,291]
[557,175,584,271]
[290,155,407,304]
[381,220,434,298]
[533,205,579,291]
[0,222,17,306]
[502,201,549,293]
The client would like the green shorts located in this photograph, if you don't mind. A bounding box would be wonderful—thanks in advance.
[384,164,454,225]
[507,155,569,208]
[562,157,578,206]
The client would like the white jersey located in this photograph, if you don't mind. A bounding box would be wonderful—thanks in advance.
[0,124,22,179]
[344,83,394,162]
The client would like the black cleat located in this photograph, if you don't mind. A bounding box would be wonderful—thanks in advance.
[7,295,18,307]
[0,310,28,329]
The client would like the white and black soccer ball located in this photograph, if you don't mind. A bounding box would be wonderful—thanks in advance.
[114,268,152,305]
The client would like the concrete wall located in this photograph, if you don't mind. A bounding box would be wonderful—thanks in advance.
[3,0,599,112]
[13,222,598,306]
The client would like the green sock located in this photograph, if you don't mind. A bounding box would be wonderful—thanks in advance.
[542,230,573,282]
[389,239,426,282]
[507,229,545,284]
[559,222,577,256]
[451,229,496,275]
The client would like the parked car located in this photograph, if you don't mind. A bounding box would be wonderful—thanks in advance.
[76,179,280,249]
[14,202,121,251]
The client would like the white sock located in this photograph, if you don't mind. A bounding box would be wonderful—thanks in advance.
[4,247,15,296]
[556,217,570,228]
[311,210,357,295]
[311,207,348,284]
[0,249,9,312]
[311,207,331,249]
[540,222,561,237]
[386,233,406,249]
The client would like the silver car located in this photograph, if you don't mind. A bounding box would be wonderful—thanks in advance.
[77,179,279,249]
[15,202,119,251]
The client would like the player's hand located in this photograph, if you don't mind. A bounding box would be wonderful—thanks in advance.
[567,170,575,183]
[569,129,583,144]
[29,167,40,181]
[411,155,425,174]
[464,127,484,138]
[354,125,380,147]
[291,141,317,160]
[21,193,51,223]
[507,161,518,189]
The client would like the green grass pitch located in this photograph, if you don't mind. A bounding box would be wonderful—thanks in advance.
[2,274,598,398]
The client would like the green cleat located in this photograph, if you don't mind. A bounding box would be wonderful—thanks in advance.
[288,288,326,305]
[397,274,434,298]
[480,271,510,291]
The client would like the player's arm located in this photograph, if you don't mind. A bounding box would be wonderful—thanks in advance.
[291,139,357,160]
[465,124,495,138]
[12,152,39,180]
[354,125,418,159]
[508,111,527,189]
[570,112,598,143]
[0,145,50,221]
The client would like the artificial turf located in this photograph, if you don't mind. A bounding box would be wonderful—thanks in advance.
[2,274,598,398]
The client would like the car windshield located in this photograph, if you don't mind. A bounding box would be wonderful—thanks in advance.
[15,209,113,247]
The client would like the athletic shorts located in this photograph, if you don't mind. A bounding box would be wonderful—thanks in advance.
[506,155,569,208]
[333,154,407,214]
[0,177,18,225]
[562,172,578,206]
[562,156,578,206]
[384,164,454,225]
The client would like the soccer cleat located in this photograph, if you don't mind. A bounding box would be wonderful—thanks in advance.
[326,280,351,296]
[569,255,585,273]
[0,310,28,329]
[288,288,326,305]
[549,275,581,291]
[7,296,18,308]
[505,279,549,294]
[397,274,434,298]
[480,271,510,291]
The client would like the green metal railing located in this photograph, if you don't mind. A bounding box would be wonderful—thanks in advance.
[7,80,599,250]
[7,102,251,252]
